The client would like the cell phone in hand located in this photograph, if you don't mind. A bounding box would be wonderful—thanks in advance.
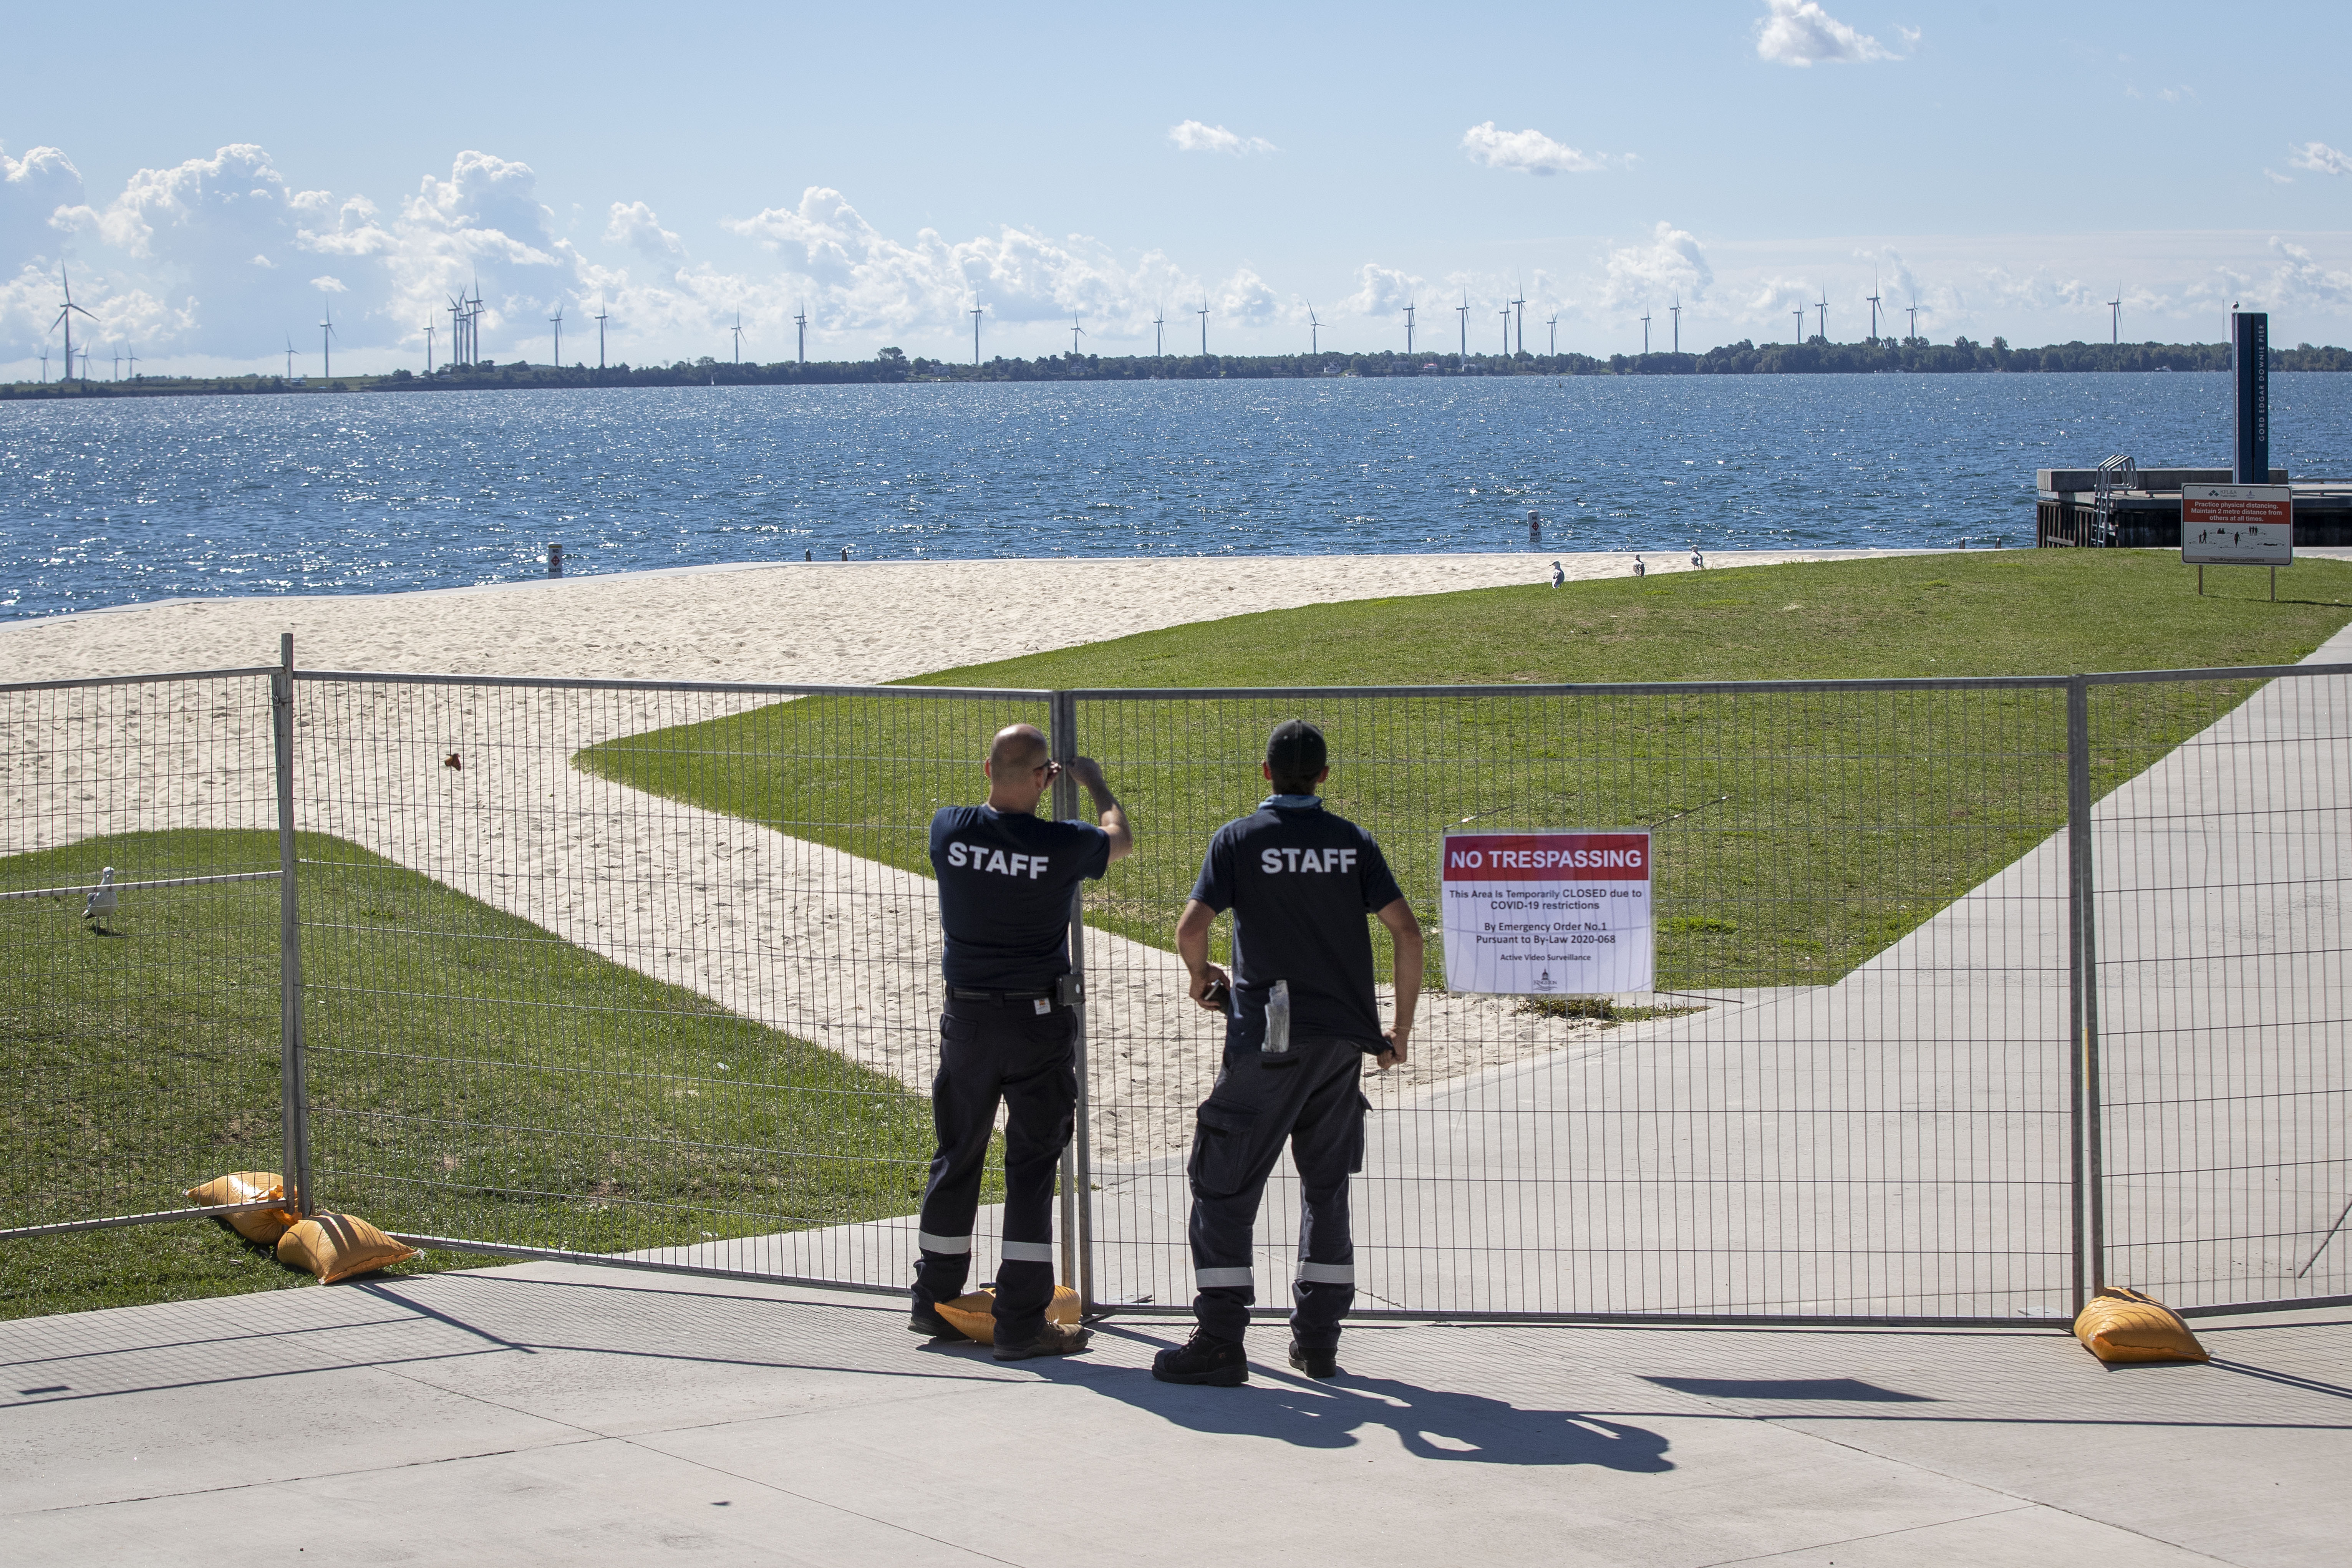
[1201,978,1230,1011]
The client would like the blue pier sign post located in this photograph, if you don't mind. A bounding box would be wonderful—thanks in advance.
[2233,310,2269,484]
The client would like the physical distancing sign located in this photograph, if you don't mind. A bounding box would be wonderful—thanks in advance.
[2182,484,2293,565]
[1439,829,1654,995]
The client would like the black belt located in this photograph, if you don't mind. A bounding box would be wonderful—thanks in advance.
[950,987,1056,1006]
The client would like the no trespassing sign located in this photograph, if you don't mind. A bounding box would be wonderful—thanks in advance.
[1439,829,1654,996]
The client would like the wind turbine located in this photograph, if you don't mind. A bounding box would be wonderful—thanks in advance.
[1306,300,1323,356]
[594,294,610,370]
[125,344,138,380]
[1455,291,1469,358]
[319,296,336,379]
[794,303,808,363]
[50,266,97,385]
[549,303,564,367]
[970,301,984,365]
[448,293,465,368]
[1069,313,1086,356]
[729,311,745,364]
[423,318,435,374]
[2108,284,2122,345]
[1814,288,1828,343]
[1866,272,1883,344]
[111,345,122,380]
[1640,308,1652,355]
[1403,300,1416,356]
[1546,313,1558,357]
[38,346,49,383]
[1793,303,1805,345]
[1197,297,1210,355]
[1151,305,1165,358]
[1906,295,1919,343]
[1669,292,1682,353]
[1498,306,1510,356]
[284,335,297,378]
[1511,276,1527,357]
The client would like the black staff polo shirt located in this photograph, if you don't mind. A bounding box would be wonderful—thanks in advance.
[1190,797,1404,1047]
[929,804,1112,991]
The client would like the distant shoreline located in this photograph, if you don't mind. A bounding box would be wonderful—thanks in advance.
[5,340,2348,400]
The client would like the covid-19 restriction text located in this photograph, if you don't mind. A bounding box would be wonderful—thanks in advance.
[1439,829,1653,995]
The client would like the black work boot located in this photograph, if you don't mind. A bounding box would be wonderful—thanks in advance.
[993,1319,1092,1361]
[1152,1329,1248,1387]
[910,1299,965,1340]
[1287,1339,1338,1379]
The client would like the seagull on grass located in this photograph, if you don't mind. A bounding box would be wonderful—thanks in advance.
[83,866,117,935]
[1633,554,1646,578]
[1550,560,1563,588]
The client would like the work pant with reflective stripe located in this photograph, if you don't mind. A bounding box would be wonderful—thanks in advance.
[1186,1034,1369,1349]
[913,1001,1076,1343]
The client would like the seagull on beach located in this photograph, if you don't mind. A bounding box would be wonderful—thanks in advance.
[1550,560,1563,588]
[83,866,117,934]
[1691,547,1706,569]
[840,545,850,562]
[1633,554,1646,578]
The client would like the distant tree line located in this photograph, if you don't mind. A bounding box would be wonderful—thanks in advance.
[5,338,2348,399]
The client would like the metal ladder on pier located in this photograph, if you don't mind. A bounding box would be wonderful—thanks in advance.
[2090,454,2137,546]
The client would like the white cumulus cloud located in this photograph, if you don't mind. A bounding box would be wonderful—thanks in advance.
[1169,121,1276,156]
[1603,222,1713,308]
[2289,141,2351,176]
[606,200,685,259]
[1460,123,1612,175]
[1338,263,1423,317]
[2,144,85,267]
[1754,0,1900,66]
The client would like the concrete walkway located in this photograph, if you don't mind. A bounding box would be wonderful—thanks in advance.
[4,1263,2346,1566]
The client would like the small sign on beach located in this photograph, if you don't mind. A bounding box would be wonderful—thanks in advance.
[1439,829,1653,995]
[2182,484,2293,565]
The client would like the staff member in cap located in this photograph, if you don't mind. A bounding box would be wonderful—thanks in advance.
[1154,719,1422,1386]
[913,723,1132,1360]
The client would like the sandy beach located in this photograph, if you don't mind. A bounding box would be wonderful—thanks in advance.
[0,549,1928,685]
[5,548,1939,1166]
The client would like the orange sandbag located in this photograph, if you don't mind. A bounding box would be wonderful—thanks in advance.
[276,1212,419,1284]
[186,1172,300,1245]
[933,1286,1083,1346]
[2074,1287,2208,1364]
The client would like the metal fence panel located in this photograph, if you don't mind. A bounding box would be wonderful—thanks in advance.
[1072,685,2080,1322]
[2088,666,2352,1311]
[287,672,1048,1294]
[0,670,285,1244]
[12,652,2347,1328]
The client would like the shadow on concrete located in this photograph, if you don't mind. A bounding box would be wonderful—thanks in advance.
[1002,1330,1675,1470]
[1642,1376,1934,1402]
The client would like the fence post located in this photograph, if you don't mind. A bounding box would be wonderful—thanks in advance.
[1047,690,1098,1313]
[2064,675,2104,1307]
[272,634,313,1217]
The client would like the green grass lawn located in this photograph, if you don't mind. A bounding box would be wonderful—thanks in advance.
[577,552,2352,989]
[2,829,965,1321]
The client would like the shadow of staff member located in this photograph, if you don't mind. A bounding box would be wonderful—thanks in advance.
[912,723,1132,1361]
[1156,718,1422,1387]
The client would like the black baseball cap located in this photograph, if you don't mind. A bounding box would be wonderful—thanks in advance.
[1265,718,1328,777]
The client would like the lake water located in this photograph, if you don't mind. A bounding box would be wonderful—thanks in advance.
[4,372,2347,621]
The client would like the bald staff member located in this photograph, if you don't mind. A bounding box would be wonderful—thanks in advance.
[910,724,1132,1360]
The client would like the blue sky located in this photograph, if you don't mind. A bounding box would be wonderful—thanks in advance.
[3,0,2348,375]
